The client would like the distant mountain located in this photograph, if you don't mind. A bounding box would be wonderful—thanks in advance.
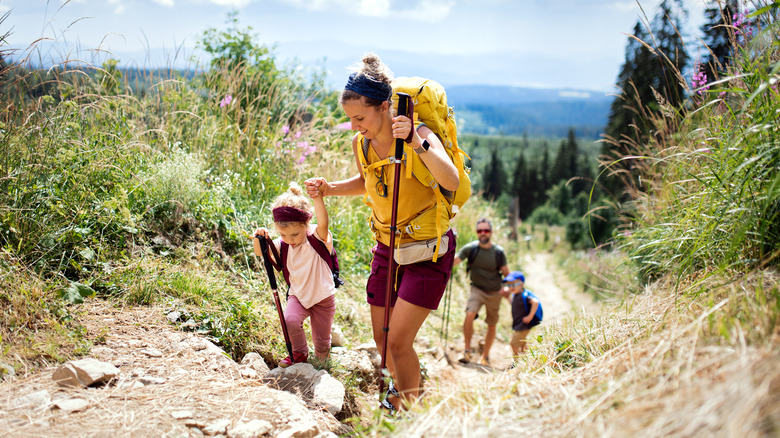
[446,85,614,139]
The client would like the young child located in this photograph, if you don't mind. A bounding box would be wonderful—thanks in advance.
[501,271,542,357]
[253,181,336,367]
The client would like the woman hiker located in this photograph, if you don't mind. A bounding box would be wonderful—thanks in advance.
[305,53,459,413]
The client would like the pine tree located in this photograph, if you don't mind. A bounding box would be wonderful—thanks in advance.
[699,0,739,81]
[482,148,507,200]
[601,0,690,198]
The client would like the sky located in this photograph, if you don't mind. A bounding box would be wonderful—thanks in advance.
[1,0,710,92]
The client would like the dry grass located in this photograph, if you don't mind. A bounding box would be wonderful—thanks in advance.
[381,271,780,438]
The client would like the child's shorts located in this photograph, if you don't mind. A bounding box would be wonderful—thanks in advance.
[510,329,532,350]
[366,229,456,310]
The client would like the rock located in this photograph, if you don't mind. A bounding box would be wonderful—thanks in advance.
[139,376,166,385]
[240,353,270,378]
[354,342,381,367]
[331,349,374,376]
[276,421,320,438]
[227,419,272,438]
[264,364,345,416]
[167,311,182,323]
[53,398,89,412]
[330,325,345,347]
[0,362,15,381]
[203,418,231,435]
[170,410,194,419]
[140,347,163,358]
[311,373,345,415]
[10,389,51,410]
[52,358,119,387]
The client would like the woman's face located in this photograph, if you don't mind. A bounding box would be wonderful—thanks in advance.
[342,98,389,140]
[275,223,307,247]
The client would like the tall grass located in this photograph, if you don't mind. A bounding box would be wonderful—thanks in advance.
[0,9,372,371]
[607,3,780,284]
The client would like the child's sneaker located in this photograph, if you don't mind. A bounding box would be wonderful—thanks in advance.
[279,352,308,368]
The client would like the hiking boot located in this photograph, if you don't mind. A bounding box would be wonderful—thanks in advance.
[479,356,490,366]
[279,352,308,368]
[458,349,472,364]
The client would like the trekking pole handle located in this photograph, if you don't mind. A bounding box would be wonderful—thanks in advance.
[256,235,278,290]
[395,92,410,160]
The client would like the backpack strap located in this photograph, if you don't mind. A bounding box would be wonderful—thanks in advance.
[466,244,504,274]
[306,234,343,288]
[465,244,480,273]
[278,234,343,289]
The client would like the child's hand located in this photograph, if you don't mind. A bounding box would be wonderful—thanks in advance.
[305,177,328,199]
[500,287,511,299]
[252,227,270,257]
[522,315,533,324]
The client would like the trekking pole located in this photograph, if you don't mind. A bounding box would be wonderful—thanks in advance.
[378,92,411,400]
[441,274,455,367]
[256,235,294,361]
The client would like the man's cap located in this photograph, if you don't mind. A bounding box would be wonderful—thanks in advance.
[504,271,525,283]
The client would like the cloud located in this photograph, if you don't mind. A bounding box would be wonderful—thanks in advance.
[0,5,10,14]
[151,0,176,6]
[281,0,452,22]
[108,0,126,14]
[207,0,253,7]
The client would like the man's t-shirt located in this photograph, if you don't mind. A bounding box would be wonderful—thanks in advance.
[457,241,506,292]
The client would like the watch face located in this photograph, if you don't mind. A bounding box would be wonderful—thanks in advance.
[422,139,430,151]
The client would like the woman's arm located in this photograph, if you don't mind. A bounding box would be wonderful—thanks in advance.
[393,118,459,192]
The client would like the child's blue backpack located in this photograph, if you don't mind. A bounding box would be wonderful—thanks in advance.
[523,290,543,322]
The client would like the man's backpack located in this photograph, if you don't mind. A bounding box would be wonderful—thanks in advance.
[465,244,505,274]
[357,77,472,262]
[523,290,544,322]
[269,234,344,289]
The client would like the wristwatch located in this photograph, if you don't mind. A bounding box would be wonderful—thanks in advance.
[414,139,430,155]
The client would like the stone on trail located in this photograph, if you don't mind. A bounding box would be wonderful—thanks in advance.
[52,358,120,387]
[228,419,273,438]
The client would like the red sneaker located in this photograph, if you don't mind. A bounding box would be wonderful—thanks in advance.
[279,352,308,368]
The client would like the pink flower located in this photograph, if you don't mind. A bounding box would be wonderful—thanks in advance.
[335,121,352,131]
[219,94,233,108]
[296,141,317,164]
[282,125,290,135]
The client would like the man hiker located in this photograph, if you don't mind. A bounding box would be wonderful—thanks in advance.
[452,218,510,365]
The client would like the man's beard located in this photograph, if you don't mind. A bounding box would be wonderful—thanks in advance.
[479,235,490,244]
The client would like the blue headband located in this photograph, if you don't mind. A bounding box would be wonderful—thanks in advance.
[345,72,392,101]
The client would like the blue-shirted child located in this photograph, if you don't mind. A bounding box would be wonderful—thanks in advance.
[501,271,542,356]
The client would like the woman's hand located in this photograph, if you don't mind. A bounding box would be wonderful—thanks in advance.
[305,177,330,198]
[391,115,415,143]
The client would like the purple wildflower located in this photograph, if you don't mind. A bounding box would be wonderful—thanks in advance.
[282,125,290,135]
[335,121,352,131]
[296,141,317,164]
[219,94,233,108]
[692,64,710,95]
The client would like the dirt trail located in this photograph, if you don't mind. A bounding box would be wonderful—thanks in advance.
[428,251,598,383]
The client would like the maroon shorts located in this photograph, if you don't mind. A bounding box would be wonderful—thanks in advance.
[366,229,456,310]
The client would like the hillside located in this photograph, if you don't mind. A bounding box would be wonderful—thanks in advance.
[447,84,612,138]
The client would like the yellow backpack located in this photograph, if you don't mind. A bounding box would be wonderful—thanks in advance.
[358,76,472,261]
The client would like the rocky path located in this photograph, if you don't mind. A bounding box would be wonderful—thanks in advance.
[0,252,596,437]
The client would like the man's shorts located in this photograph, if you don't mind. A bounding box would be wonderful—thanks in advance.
[510,329,532,350]
[366,229,456,310]
[465,286,503,325]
